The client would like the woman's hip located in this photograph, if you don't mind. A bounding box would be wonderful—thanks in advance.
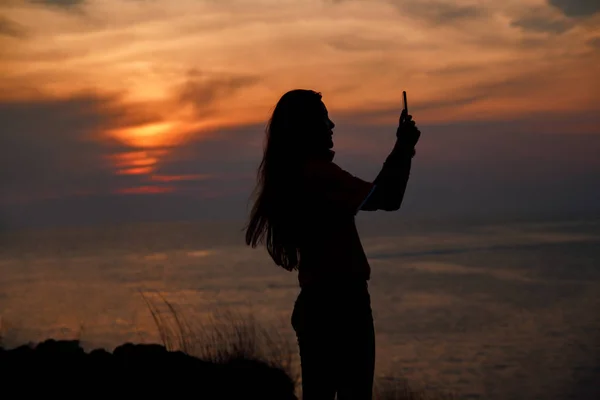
[291,282,373,335]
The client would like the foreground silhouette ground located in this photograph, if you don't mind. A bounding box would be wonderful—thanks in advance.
[0,339,297,399]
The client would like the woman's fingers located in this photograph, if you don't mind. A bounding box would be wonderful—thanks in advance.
[398,113,421,145]
[399,109,407,123]
[402,115,416,127]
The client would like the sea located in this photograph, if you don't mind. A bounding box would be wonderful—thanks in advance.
[0,216,599,399]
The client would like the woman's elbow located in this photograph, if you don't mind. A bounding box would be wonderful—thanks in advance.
[382,199,403,211]
[364,188,405,211]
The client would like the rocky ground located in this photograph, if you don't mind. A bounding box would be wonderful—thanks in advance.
[0,339,297,398]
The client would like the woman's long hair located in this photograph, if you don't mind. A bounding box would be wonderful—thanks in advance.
[245,89,325,271]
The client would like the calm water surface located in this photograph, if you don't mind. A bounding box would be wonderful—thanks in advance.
[1,218,599,399]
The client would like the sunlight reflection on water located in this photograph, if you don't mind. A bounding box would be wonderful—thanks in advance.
[0,219,599,399]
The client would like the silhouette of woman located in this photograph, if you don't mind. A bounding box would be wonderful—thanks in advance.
[245,89,420,399]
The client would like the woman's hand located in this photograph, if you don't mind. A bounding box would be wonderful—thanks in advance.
[396,109,421,150]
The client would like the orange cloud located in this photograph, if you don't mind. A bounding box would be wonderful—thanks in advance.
[116,167,154,175]
[109,151,159,166]
[1,0,597,131]
[115,185,174,195]
[150,174,211,183]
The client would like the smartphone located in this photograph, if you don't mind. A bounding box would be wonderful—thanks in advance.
[402,91,408,114]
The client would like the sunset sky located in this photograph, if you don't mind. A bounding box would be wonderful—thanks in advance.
[1,0,599,230]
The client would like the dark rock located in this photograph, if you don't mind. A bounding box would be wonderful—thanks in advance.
[0,339,297,399]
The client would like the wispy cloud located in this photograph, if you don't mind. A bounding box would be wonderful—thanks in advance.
[28,0,85,9]
[510,9,574,34]
[0,16,27,38]
[388,0,488,24]
[548,0,600,18]
[177,69,261,117]
[588,36,600,49]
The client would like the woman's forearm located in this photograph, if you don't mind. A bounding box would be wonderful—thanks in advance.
[362,139,414,211]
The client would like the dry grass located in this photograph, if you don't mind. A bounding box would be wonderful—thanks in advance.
[140,290,301,386]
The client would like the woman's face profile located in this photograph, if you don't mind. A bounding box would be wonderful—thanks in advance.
[318,101,335,149]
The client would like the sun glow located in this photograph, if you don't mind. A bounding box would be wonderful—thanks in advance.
[110,122,180,148]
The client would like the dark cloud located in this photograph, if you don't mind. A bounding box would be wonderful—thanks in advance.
[511,14,574,34]
[27,0,85,8]
[548,0,600,17]
[329,0,487,25]
[510,1,599,35]
[156,128,261,176]
[178,69,260,116]
[0,16,26,38]
[3,192,250,231]
[150,123,264,200]
[334,114,600,225]
[3,106,600,229]
[587,36,600,49]
[389,0,486,24]
[0,94,148,205]
[326,35,396,52]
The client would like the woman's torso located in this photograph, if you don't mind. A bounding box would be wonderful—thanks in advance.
[294,158,372,288]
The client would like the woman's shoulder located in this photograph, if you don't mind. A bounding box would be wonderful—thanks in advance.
[303,159,345,180]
